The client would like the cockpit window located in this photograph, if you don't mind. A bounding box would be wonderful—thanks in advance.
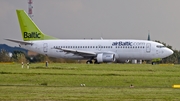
[156,45,165,48]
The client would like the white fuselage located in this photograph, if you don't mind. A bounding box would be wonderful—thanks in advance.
[20,39,173,63]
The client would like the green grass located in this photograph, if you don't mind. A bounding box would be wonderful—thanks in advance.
[0,63,180,100]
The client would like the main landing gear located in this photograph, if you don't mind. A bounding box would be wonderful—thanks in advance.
[86,59,99,64]
[86,60,93,64]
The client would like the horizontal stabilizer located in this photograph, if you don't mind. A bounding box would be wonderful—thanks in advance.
[5,38,33,45]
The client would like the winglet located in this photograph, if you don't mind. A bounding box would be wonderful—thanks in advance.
[16,10,57,41]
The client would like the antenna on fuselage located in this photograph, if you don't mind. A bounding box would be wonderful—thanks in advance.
[100,33,103,40]
[147,30,150,41]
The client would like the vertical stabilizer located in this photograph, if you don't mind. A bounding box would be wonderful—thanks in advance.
[16,10,57,41]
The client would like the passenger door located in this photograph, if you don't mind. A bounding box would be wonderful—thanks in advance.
[146,43,151,53]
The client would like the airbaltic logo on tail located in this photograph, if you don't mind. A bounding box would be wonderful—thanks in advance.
[24,32,41,38]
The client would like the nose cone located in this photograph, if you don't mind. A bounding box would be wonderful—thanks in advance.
[166,48,174,57]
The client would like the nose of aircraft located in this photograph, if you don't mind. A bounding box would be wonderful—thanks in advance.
[166,48,174,57]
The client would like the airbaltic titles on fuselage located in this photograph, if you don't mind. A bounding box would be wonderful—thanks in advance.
[24,32,41,38]
[112,41,145,46]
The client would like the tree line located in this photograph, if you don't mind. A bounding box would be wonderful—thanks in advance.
[0,49,80,63]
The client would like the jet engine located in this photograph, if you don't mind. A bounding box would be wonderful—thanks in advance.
[97,53,116,63]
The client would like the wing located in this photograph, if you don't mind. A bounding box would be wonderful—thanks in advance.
[5,38,33,45]
[55,47,97,57]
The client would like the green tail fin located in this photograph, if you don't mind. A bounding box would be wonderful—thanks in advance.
[16,10,57,41]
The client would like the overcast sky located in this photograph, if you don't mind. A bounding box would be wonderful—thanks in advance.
[0,0,180,49]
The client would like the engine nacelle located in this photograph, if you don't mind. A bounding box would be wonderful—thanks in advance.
[97,53,116,63]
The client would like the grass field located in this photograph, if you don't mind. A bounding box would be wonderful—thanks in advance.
[0,63,180,101]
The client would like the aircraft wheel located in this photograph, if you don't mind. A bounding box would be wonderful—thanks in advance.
[152,62,155,65]
[94,59,99,64]
[86,60,93,64]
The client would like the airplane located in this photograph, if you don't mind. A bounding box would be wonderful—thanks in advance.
[6,10,173,64]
